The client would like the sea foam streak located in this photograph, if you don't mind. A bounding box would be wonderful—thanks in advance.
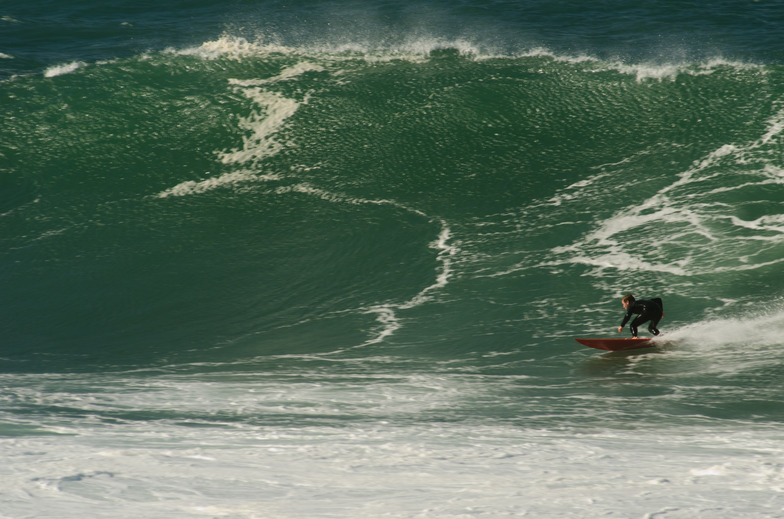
[157,171,281,198]
[550,107,784,279]
[361,222,457,349]
[156,63,315,198]
[217,89,302,166]
[271,182,458,352]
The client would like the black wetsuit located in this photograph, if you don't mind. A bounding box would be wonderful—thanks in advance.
[620,298,663,337]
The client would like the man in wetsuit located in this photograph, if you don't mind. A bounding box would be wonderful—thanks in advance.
[617,294,664,338]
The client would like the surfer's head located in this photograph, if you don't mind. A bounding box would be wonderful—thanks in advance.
[621,294,635,309]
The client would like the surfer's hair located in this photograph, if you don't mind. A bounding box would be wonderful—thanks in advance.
[622,294,635,304]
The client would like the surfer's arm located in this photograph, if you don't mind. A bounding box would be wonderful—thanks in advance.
[618,310,633,330]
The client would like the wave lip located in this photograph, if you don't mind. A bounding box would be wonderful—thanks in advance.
[179,34,768,72]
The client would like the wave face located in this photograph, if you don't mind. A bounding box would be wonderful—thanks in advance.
[4,35,783,369]
[2,2,784,517]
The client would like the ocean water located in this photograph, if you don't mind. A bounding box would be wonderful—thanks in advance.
[2,1,784,517]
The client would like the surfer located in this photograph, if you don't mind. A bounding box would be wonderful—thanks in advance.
[617,294,663,338]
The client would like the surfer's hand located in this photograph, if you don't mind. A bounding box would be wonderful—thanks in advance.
[617,326,623,334]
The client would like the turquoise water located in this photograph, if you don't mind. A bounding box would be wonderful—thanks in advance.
[2,2,784,517]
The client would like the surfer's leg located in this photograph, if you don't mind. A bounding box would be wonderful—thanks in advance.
[630,316,645,337]
[648,317,661,336]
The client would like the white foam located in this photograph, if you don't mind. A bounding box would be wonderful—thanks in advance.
[362,305,402,346]
[611,57,760,82]
[157,171,280,198]
[668,307,784,349]
[179,33,445,64]
[617,62,685,82]
[157,62,315,198]
[44,61,85,78]
[2,389,781,519]
[547,171,613,206]
[729,213,784,235]
[565,251,689,276]
[274,183,398,208]
[179,34,581,66]
[219,90,302,166]
[691,465,728,477]
[757,110,784,147]
[218,61,327,168]
[172,34,772,84]
[228,62,325,87]
[176,35,293,60]
[0,52,13,59]
[400,224,456,309]
[548,105,784,279]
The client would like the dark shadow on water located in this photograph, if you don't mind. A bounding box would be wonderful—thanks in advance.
[575,345,674,379]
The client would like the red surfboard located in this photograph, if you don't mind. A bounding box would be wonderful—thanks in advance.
[574,338,655,351]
